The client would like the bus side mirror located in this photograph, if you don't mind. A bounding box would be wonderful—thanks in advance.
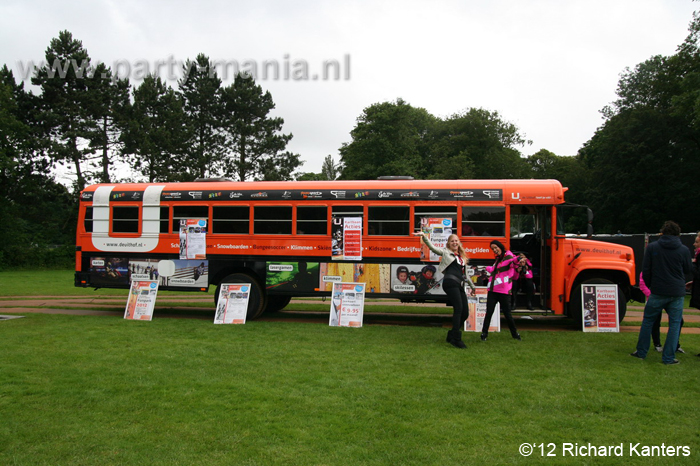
[587,208,593,238]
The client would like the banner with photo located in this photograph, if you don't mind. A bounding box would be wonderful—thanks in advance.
[464,287,500,333]
[582,284,619,332]
[214,283,251,324]
[124,280,158,321]
[329,282,366,328]
[179,218,207,260]
[331,216,362,261]
[419,217,453,262]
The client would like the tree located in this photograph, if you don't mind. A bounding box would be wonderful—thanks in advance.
[429,108,530,180]
[178,54,226,180]
[31,30,96,191]
[578,11,700,233]
[125,75,187,182]
[85,63,131,183]
[220,73,300,181]
[339,98,437,180]
[0,68,75,268]
[321,154,341,180]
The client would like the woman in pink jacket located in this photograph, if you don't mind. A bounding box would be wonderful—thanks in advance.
[481,240,521,341]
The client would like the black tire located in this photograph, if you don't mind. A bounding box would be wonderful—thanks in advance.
[569,278,627,329]
[265,295,292,313]
[215,273,267,320]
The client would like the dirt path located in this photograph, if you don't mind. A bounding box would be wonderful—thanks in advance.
[2,295,699,333]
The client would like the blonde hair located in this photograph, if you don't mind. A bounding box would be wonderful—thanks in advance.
[447,234,469,264]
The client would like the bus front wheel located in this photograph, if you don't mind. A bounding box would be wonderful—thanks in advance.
[265,295,292,313]
[569,278,628,329]
[215,273,267,320]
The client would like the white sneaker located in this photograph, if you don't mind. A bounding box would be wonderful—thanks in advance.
[655,345,662,353]
[677,347,686,354]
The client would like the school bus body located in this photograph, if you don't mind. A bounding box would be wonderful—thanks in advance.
[74,179,635,322]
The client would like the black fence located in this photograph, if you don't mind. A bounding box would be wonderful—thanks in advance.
[587,233,696,280]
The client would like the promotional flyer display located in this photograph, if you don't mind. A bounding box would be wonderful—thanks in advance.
[582,284,620,332]
[464,287,500,333]
[124,280,159,321]
[179,219,207,260]
[420,217,453,262]
[214,283,251,324]
[331,216,362,261]
[329,282,366,327]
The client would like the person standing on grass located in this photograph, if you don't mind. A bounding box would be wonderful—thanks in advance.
[480,240,521,342]
[640,273,686,354]
[415,232,476,349]
[631,221,692,365]
[689,232,700,357]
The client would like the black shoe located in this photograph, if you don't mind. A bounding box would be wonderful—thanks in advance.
[664,359,680,365]
[447,330,466,349]
[480,333,487,341]
[630,351,644,359]
[513,334,522,341]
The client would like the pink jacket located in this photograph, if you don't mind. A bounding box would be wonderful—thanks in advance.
[639,274,650,298]
[486,250,518,294]
[515,257,533,280]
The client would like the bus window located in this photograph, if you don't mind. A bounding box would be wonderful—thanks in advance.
[462,206,505,237]
[84,206,93,233]
[159,206,169,233]
[254,206,292,234]
[112,206,140,233]
[212,206,250,234]
[414,206,457,233]
[173,206,209,232]
[332,205,363,217]
[297,206,327,235]
[368,206,410,236]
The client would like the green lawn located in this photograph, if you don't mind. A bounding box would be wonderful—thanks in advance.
[0,270,699,465]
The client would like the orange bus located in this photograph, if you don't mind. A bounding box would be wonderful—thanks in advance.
[74,178,636,323]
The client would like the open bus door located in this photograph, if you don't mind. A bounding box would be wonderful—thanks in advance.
[509,205,549,311]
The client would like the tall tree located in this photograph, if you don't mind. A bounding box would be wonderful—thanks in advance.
[339,98,437,180]
[220,73,300,181]
[578,11,700,233]
[31,30,95,191]
[321,154,341,180]
[85,63,131,183]
[125,75,187,182]
[178,54,226,180]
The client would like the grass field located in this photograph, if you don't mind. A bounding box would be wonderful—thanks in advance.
[1,270,699,465]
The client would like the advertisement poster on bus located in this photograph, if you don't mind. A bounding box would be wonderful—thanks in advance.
[179,219,207,260]
[266,261,320,292]
[464,287,500,333]
[214,283,251,324]
[582,284,619,332]
[329,282,366,327]
[420,217,453,262]
[124,280,158,321]
[331,216,362,261]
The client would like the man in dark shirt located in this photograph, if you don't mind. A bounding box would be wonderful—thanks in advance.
[632,221,692,364]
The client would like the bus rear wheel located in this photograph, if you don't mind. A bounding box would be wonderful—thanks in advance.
[569,278,627,329]
[215,273,267,320]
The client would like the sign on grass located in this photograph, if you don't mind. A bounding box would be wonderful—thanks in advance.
[582,284,619,332]
[329,282,366,327]
[214,283,251,324]
[124,280,158,321]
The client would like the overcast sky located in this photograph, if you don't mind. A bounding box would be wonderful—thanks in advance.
[1,0,697,178]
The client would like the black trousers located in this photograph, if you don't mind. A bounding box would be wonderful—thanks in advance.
[443,279,469,331]
[482,291,519,337]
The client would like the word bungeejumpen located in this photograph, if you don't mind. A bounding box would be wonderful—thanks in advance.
[519,442,691,458]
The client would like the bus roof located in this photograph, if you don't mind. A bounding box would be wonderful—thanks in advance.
[80,179,567,204]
